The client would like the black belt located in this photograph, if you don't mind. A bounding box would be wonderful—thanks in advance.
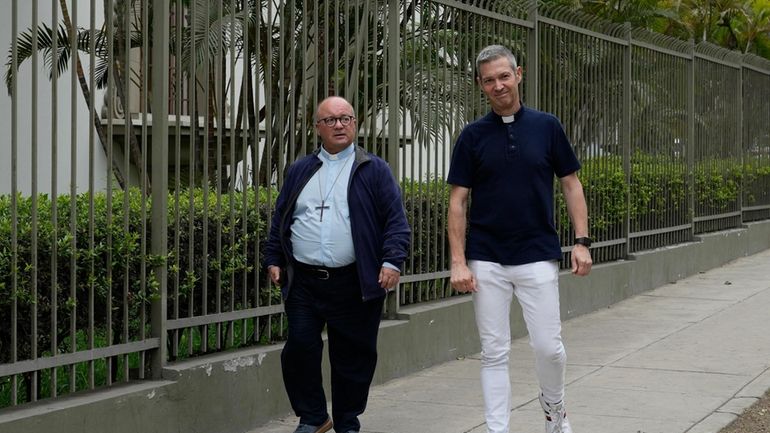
[294,261,357,280]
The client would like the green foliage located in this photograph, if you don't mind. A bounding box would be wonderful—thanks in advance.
[401,155,766,270]
[743,156,770,205]
[542,0,770,58]
[0,328,141,407]
[694,159,742,213]
[630,153,689,227]
[401,177,450,274]
[2,155,769,404]
[555,154,768,236]
[580,156,629,236]
[165,187,277,314]
[0,187,275,368]
[555,156,630,237]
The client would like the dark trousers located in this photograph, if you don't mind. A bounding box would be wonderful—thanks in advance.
[281,264,384,433]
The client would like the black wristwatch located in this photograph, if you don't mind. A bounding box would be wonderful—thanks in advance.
[574,237,592,248]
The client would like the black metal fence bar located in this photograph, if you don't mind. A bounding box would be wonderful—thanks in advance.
[0,339,160,378]
[742,56,770,222]
[693,42,744,234]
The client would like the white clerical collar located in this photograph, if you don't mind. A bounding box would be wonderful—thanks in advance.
[501,114,515,124]
[320,143,355,161]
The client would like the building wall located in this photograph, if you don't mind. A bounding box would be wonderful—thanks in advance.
[0,1,110,196]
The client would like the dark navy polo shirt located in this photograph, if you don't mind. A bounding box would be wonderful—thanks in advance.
[447,106,581,265]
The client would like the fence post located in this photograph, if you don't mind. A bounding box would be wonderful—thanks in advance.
[623,22,632,257]
[526,1,539,109]
[687,39,696,240]
[387,0,400,178]
[150,0,170,378]
[386,0,400,318]
[10,0,19,405]
[738,56,745,224]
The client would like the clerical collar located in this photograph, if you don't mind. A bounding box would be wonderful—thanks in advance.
[495,105,524,124]
[320,143,355,161]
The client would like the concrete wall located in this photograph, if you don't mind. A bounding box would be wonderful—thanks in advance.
[2,220,769,433]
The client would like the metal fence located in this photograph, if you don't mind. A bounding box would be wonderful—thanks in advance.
[2,0,769,409]
[743,55,770,223]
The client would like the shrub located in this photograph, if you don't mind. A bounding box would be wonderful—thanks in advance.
[0,188,275,366]
[2,155,768,370]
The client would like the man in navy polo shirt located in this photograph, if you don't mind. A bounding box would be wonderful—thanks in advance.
[447,45,593,433]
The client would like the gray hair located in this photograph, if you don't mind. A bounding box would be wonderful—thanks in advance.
[475,45,518,76]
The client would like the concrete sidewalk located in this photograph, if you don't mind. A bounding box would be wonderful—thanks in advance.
[250,249,770,433]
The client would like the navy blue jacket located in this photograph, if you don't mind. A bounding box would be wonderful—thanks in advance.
[264,145,411,301]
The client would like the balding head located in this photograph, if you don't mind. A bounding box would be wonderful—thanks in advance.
[314,96,357,154]
[316,96,354,121]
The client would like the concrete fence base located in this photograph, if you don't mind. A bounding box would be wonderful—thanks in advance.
[2,220,769,433]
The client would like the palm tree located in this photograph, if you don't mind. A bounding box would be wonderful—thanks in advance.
[579,0,675,28]
[542,0,770,57]
[732,3,770,53]
[4,0,155,190]
[663,0,746,45]
[176,0,481,186]
[6,0,486,190]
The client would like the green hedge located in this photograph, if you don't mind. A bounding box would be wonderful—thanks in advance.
[2,157,769,367]
[0,182,453,364]
[556,155,768,236]
[0,188,273,365]
[401,178,450,274]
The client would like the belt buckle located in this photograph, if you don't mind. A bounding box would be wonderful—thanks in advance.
[317,269,330,280]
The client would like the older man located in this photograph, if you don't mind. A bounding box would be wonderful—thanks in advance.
[264,96,410,433]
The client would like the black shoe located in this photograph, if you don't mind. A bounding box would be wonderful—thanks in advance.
[293,417,333,433]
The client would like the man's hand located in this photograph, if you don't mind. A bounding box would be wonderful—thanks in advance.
[571,245,592,276]
[451,262,477,293]
[267,265,282,286]
[379,267,400,291]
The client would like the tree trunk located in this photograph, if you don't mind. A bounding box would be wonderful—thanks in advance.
[59,0,126,189]
[111,0,152,193]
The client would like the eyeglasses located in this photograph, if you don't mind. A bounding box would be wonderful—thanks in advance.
[317,115,355,127]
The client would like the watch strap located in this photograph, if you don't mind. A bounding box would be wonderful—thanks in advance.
[574,237,592,247]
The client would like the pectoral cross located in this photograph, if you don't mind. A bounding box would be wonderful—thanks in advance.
[315,200,330,222]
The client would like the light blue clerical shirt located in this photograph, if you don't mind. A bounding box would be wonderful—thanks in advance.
[291,144,357,267]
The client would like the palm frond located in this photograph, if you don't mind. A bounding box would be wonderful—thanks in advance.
[5,21,144,94]
[4,23,71,94]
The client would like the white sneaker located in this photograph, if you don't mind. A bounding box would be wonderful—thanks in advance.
[539,394,573,433]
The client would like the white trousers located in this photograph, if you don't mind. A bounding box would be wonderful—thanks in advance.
[469,260,566,433]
